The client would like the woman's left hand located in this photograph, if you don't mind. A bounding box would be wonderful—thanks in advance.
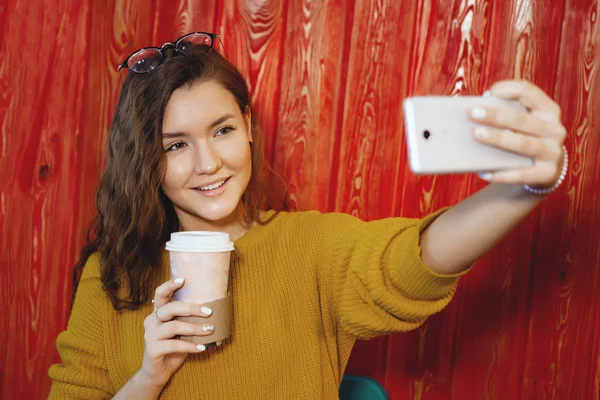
[469,79,567,188]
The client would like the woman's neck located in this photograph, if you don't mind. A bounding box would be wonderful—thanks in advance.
[175,206,250,241]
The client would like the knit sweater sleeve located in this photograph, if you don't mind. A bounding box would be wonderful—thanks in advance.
[48,253,114,399]
[316,209,468,340]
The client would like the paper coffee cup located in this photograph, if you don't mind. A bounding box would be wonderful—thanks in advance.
[165,231,234,346]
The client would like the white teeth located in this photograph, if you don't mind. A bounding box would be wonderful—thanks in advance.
[198,179,226,191]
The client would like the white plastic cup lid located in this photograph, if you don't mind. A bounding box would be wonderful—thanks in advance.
[165,231,235,252]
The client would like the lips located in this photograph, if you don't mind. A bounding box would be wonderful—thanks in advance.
[193,177,230,192]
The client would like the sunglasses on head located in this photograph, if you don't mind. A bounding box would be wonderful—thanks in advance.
[117,31,223,74]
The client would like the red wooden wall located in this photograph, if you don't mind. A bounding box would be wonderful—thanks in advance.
[1,0,599,399]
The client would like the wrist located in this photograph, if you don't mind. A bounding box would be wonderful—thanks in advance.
[113,370,165,400]
[133,369,166,391]
[524,145,569,196]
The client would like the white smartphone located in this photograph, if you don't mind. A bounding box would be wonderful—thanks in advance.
[402,95,534,175]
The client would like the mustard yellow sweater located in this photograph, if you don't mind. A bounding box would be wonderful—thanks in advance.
[48,209,466,399]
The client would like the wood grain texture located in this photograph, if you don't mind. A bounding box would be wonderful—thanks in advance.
[152,0,218,42]
[273,0,349,211]
[0,1,91,398]
[446,2,568,400]
[1,0,599,399]
[521,0,600,399]
[333,0,416,221]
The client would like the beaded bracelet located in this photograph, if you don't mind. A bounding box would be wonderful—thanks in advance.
[523,145,569,195]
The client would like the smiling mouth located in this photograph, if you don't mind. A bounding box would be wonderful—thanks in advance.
[193,177,230,192]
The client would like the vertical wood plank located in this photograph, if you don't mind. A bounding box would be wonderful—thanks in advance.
[333,0,422,220]
[270,0,350,211]
[0,1,91,398]
[446,2,567,400]
[521,0,600,398]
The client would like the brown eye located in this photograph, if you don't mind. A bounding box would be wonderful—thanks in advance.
[166,142,187,152]
[215,126,234,137]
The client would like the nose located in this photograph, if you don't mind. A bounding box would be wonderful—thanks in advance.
[194,141,222,175]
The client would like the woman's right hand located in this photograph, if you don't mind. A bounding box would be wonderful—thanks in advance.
[136,278,214,389]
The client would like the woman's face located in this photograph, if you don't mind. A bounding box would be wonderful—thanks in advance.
[160,79,252,229]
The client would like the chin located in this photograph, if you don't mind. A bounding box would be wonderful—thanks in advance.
[194,202,241,223]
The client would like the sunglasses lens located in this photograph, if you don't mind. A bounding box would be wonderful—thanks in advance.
[127,48,162,73]
[176,33,213,53]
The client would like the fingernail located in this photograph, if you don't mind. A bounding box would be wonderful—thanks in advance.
[479,172,493,181]
[174,277,184,284]
[197,344,206,351]
[471,107,487,119]
[474,127,490,139]
[200,306,213,316]
[202,324,214,333]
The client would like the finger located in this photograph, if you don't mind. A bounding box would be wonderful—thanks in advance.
[153,278,185,309]
[157,301,213,321]
[478,162,558,186]
[155,321,215,340]
[473,127,561,160]
[144,307,167,330]
[487,80,561,119]
[469,106,566,140]
[146,339,207,357]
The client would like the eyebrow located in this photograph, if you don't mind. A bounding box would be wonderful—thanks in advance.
[208,113,235,130]
[162,113,237,139]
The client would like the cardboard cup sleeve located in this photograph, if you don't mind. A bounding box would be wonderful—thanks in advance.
[176,295,232,345]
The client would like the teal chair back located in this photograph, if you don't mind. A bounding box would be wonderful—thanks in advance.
[339,375,389,400]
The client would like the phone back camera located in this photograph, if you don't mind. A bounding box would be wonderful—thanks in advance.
[423,130,431,140]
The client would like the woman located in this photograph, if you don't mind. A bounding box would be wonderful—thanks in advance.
[48,32,567,399]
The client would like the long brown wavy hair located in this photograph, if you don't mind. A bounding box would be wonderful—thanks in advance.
[73,49,286,311]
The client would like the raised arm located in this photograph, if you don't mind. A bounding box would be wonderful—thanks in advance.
[420,80,567,274]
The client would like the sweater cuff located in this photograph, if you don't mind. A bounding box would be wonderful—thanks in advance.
[384,207,471,301]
